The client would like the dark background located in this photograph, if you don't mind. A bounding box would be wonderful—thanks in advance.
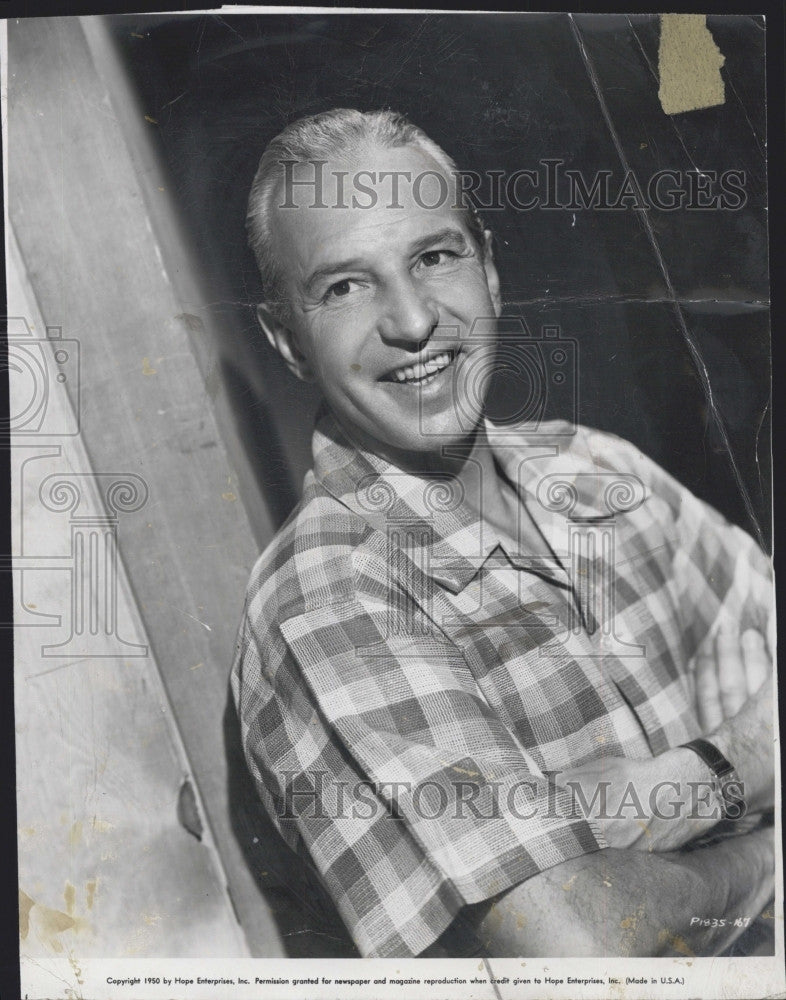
[110,12,770,550]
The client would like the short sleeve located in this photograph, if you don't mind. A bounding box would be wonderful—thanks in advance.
[232,599,465,957]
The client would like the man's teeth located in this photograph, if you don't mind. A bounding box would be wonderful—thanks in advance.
[391,352,453,383]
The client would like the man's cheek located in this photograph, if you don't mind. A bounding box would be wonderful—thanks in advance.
[449,268,496,304]
[314,353,352,387]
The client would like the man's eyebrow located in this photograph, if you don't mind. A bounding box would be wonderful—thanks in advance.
[408,228,470,257]
[409,226,468,254]
[303,228,472,296]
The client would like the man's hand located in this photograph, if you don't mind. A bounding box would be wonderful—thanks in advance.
[555,752,717,852]
[556,626,774,852]
[471,826,775,957]
[693,626,770,732]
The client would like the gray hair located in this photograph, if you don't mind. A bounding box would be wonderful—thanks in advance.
[246,107,486,316]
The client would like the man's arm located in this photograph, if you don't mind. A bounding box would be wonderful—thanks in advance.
[557,632,775,853]
[472,826,774,957]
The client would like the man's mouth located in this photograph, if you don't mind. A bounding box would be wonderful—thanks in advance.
[383,349,458,387]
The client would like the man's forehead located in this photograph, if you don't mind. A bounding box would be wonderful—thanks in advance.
[267,140,470,273]
[274,139,458,208]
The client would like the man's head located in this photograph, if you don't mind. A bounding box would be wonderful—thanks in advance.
[247,108,502,468]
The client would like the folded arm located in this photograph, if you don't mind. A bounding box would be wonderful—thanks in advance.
[558,628,775,853]
[472,825,774,957]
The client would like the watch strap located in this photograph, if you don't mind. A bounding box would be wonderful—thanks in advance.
[679,738,742,820]
[679,737,735,778]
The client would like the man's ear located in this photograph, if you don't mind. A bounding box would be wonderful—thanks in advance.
[481,230,502,317]
[255,303,315,383]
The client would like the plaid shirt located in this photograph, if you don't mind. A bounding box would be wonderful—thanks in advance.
[231,408,772,958]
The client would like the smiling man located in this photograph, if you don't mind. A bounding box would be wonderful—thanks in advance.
[231,109,775,959]
[249,128,515,537]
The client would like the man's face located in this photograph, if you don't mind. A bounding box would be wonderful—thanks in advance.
[261,141,501,468]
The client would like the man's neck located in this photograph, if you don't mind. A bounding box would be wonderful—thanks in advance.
[336,414,521,539]
[332,412,555,559]
[428,426,556,561]
[439,425,520,536]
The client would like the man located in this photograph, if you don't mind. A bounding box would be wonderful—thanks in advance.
[231,108,775,958]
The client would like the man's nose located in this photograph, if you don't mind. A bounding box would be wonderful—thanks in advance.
[378,275,439,346]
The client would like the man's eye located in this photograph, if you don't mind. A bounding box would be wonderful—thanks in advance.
[325,279,353,300]
[420,249,454,267]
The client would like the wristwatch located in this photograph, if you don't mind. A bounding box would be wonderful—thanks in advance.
[679,738,746,821]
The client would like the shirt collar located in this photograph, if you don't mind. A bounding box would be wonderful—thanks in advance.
[310,407,594,593]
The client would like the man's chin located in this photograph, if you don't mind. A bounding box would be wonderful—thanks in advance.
[329,402,486,468]
[372,418,485,469]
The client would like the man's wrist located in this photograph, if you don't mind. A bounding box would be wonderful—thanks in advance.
[645,747,726,844]
[679,738,745,821]
[707,683,774,816]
